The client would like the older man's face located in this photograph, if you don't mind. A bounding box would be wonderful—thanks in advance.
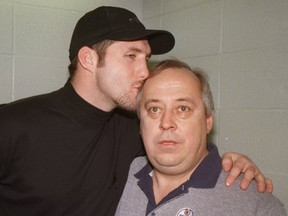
[139,67,213,177]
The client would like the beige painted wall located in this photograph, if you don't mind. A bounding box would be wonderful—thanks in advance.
[142,0,288,210]
[0,0,287,211]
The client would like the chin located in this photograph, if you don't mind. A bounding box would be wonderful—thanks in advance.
[154,156,180,167]
[116,98,137,112]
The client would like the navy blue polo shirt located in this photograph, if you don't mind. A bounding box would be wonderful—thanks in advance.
[135,144,222,215]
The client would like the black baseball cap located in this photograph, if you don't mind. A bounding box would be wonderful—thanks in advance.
[69,6,175,61]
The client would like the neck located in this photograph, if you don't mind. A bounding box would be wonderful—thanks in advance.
[70,76,115,112]
[152,150,208,204]
[152,170,192,204]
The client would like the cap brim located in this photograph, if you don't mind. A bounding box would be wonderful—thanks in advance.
[108,29,175,55]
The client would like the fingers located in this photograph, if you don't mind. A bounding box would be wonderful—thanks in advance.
[222,152,274,193]
[264,178,273,193]
[247,172,273,193]
[258,177,273,193]
[241,172,274,193]
[222,153,234,173]
[252,171,266,192]
[222,155,274,193]
[225,158,252,187]
[239,166,259,190]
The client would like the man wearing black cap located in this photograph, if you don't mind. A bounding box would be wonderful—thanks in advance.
[0,6,272,216]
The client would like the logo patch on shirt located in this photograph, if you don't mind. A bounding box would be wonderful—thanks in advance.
[176,207,194,216]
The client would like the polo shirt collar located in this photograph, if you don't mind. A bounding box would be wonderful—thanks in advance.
[135,144,222,214]
[135,143,222,189]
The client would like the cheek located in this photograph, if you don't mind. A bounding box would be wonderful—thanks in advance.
[140,117,158,143]
[181,120,207,149]
[179,118,198,133]
[111,71,126,83]
[106,64,130,82]
[140,118,154,136]
[178,120,203,144]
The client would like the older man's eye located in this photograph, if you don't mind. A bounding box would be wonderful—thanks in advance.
[178,106,189,112]
[148,107,159,113]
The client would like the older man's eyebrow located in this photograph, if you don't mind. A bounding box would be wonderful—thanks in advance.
[143,97,196,105]
[144,98,160,105]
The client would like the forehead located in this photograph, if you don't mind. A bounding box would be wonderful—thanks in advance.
[142,68,201,98]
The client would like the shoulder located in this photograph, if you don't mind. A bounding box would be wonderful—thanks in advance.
[0,90,59,116]
[216,171,259,194]
[0,89,62,133]
[214,171,286,215]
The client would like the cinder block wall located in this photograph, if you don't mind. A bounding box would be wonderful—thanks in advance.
[142,0,287,210]
[0,0,287,211]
